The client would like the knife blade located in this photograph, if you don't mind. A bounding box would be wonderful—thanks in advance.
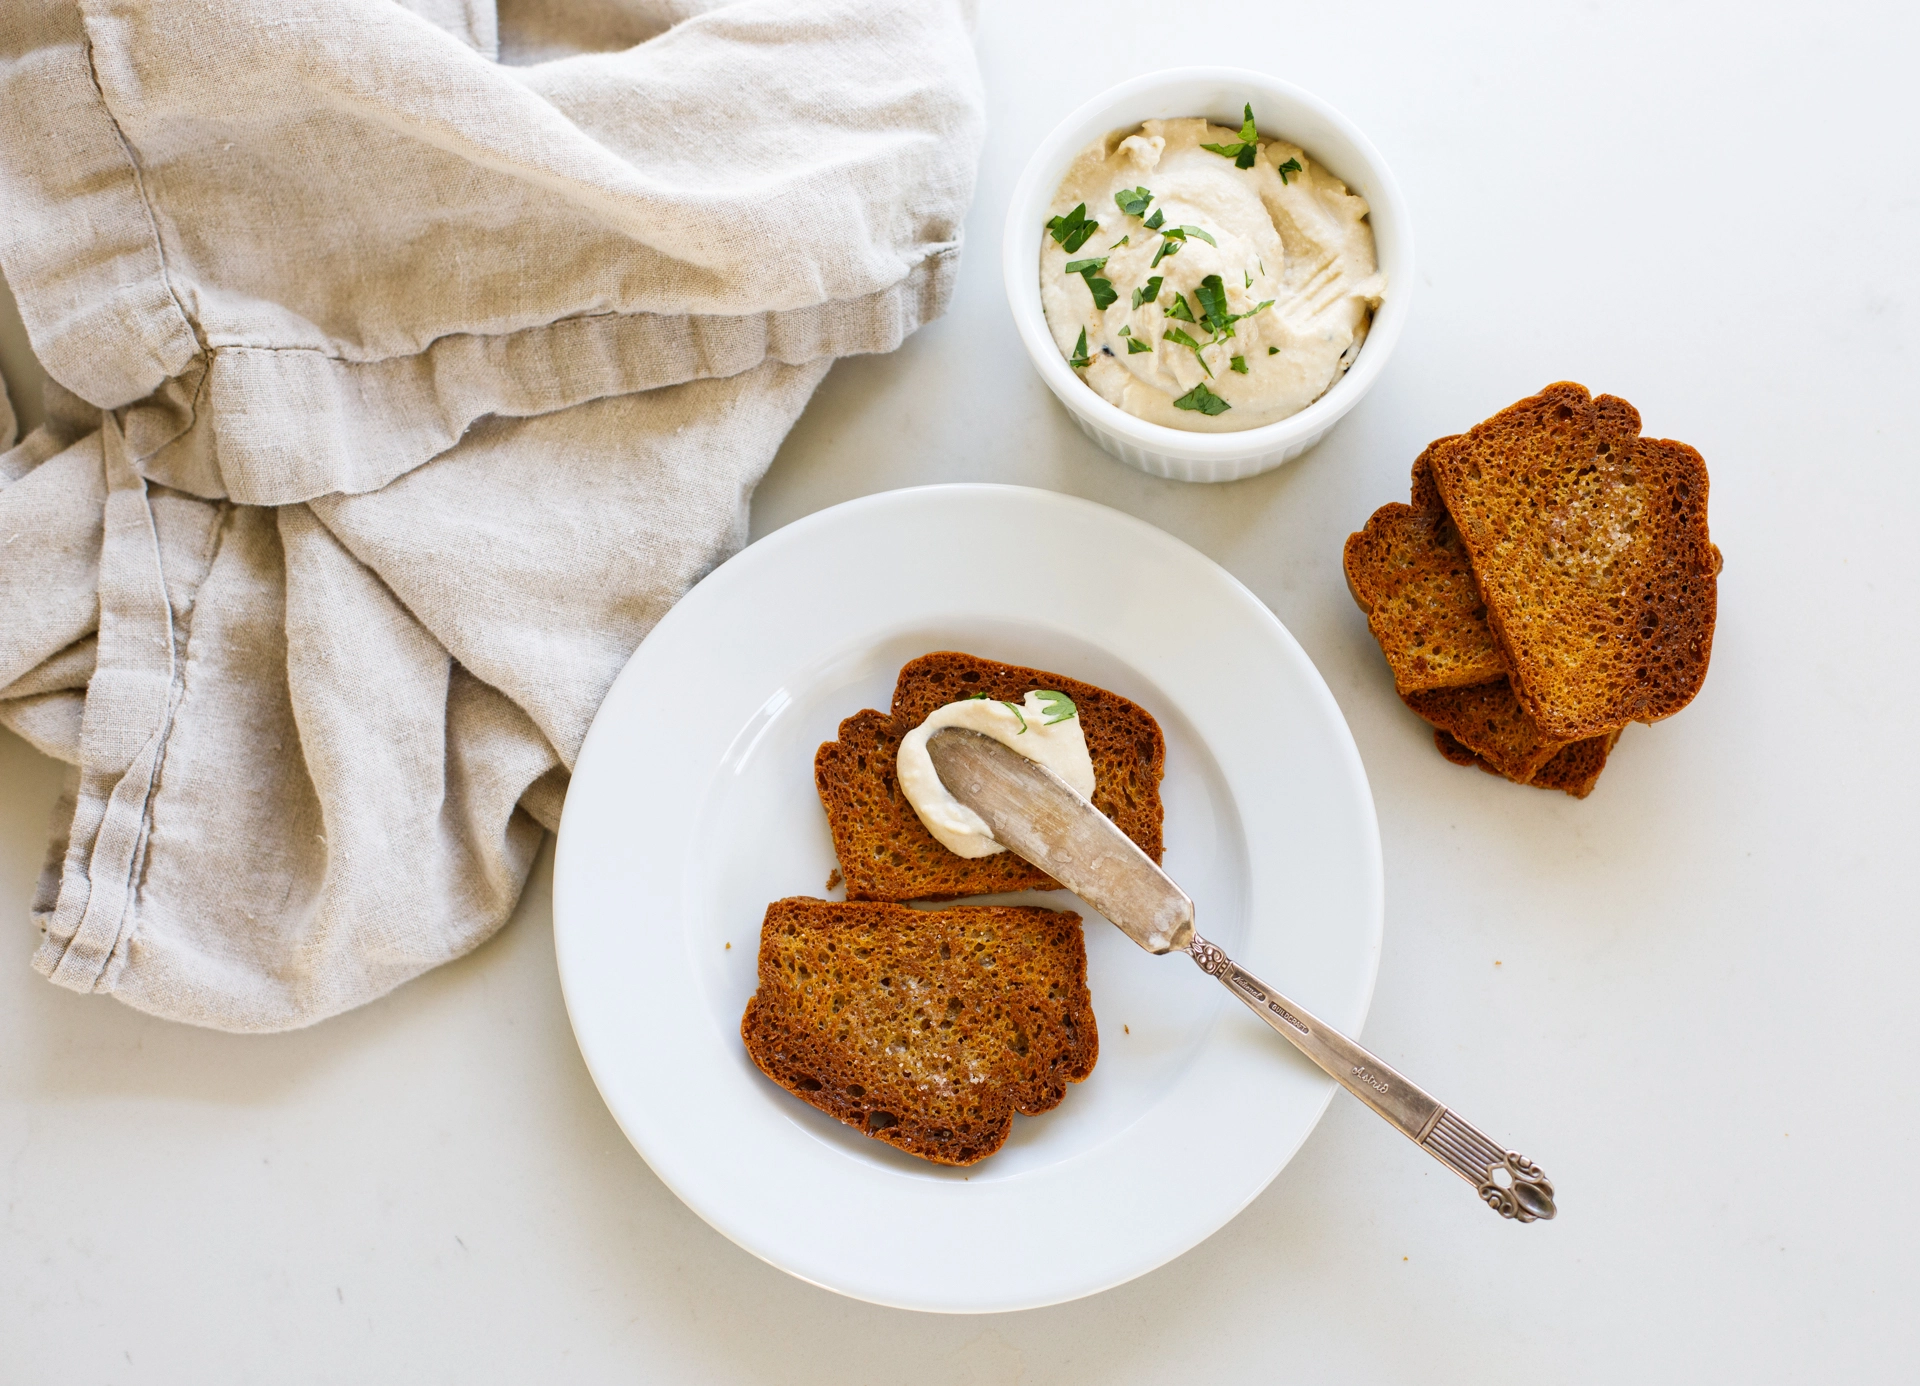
[925,727,1556,1223]
[926,725,1193,954]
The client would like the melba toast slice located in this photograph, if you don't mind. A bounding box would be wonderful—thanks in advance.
[1433,728,1621,800]
[1343,437,1507,695]
[1404,679,1567,783]
[814,652,1165,902]
[1427,382,1719,740]
[741,898,1098,1166]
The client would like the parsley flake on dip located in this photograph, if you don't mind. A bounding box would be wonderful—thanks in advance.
[1041,105,1385,432]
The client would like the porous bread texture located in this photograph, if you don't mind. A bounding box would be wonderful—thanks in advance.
[1532,731,1622,797]
[1404,680,1566,783]
[741,897,1098,1166]
[1347,449,1576,785]
[1433,728,1621,799]
[815,652,1166,902]
[1427,382,1719,741]
[1431,729,1482,769]
[1345,383,1717,796]
[1343,438,1507,695]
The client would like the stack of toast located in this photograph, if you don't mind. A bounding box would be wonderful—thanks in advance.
[1343,382,1720,797]
[741,652,1167,1165]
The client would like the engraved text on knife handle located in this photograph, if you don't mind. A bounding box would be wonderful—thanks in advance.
[1187,933,1556,1222]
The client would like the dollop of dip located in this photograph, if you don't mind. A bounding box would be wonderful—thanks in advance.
[896,691,1094,858]
[1040,115,1385,431]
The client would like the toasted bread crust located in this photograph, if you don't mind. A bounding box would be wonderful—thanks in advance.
[816,707,1050,899]
[1434,728,1620,798]
[741,898,1098,1166]
[815,652,1166,902]
[1530,730,1622,797]
[1404,680,1567,782]
[1433,727,1487,770]
[1343,438,1507,695]
[1427,383,1718,740]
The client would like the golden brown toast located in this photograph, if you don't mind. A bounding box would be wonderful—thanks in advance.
[740,897,1098,1166]
[814,652,1165,902]
[1434,727,1622,799]
[1343,437,1507,695]
[1404,680,1567,783]
[1426,383,1719,740]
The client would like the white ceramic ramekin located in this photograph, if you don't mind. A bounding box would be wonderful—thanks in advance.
[1004,68,1414,484]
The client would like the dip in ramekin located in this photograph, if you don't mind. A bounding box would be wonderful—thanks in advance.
[1040,107,1384,433]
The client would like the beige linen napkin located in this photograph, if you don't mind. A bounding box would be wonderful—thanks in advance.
[0,0,984,1030]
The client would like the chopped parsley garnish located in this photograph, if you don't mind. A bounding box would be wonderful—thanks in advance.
[1157,225,1217,249]
[1193,275,1275,338]
[1131,274,1163,309]
[1034,690,1078,725]
[1047,203,1099,253]
[1069,328,1090,368]
[1143,210,1216,268]
[1107,235,1130,249]
[1173,381,1232,415]
[1163,325,1212,375]
[1064,256,1117,310]
[1002,701,1029,733]
[1275,156,1302,185]
[1244,270,1253,288]
[1194,275,1233,333]
[1117,325,1131,337]
[1114,187,1155,218]
[1126,337,1153,354]
[1268,345,1280,355]
[1199,103,1261,169]
[1161,277,1281,375]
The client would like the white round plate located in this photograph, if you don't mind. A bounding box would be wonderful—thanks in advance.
[554,484,1382,1313]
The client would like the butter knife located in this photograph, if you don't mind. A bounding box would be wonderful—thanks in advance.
[928,728,1556,1222]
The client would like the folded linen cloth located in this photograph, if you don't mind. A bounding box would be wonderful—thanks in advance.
[0,0,984,1030]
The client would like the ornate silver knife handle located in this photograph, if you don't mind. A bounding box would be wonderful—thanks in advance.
[1189,934,1556,1222]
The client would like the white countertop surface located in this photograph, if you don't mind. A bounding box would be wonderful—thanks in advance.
[3,2,1915,1380]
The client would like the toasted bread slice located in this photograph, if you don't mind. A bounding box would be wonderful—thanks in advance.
[1343,438,1507,695]
[1404,680,1567,782]
[1531,730,1622,797]
[1347,433,1623,794]
[1434,727,1621,799]
[1432,728,1484,770]
[815,652,1166,902]
[1427,382,1719,740]
[741,897,1098,1166]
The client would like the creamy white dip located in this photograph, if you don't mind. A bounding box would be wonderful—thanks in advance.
[1040,115,1384,432]
[896,691,1095,858]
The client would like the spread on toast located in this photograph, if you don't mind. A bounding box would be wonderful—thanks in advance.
[815,652,1165,901]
